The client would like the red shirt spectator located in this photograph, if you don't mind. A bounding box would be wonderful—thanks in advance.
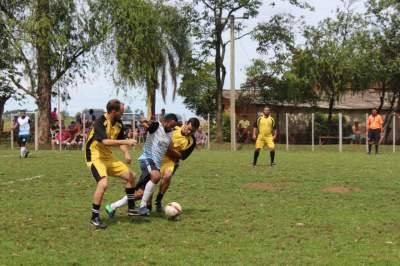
[56,130,71,142]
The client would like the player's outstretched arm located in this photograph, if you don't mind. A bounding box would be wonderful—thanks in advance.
[102,138,137,146]
[119,144,133,164]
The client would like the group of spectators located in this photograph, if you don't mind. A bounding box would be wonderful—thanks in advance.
[50,108,96,150]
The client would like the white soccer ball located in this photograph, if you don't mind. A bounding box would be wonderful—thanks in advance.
[164,202,182,218]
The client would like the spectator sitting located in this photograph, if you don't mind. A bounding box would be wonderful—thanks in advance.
[51,107,58,124]
[51,125,72,150]
[195,126,207,150]
[237,115,251,143]
[351,120,362,144]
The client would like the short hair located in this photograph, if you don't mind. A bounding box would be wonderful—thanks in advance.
[187,117,200,130]
[106,99,122,113]
[163,113,178,122]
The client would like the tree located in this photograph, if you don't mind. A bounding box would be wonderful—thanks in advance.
[0,0,108,143]
[300,0,367,134]
[0,14,20,137]
[101,0,191,118]
[178,60,217,119]
[363,0,400,141]
[184,0,311,143]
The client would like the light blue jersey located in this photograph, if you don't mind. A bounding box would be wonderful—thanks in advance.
[138,122,172,169]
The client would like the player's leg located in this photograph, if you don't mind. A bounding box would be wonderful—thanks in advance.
[89,162,108,229]
[253,137,263,166]
[156,167,174,212]
[139,160,161,215]
[266,137,276,166]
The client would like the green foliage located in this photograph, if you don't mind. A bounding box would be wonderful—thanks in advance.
[178,60,217,119]
[309,113,352,138]
[101,0,191,115]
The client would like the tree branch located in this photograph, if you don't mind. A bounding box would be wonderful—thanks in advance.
[201,0,214,11]
[223,30,253,46]
[51,48,86,86]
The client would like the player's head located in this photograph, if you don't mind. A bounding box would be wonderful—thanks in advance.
[354,120,359,125]
[263,106,271,116]
[182,117,200,136]
[372,108,378,116]
[89,109,94,115]
[20,110,26,118]
[162,113,178,132]
[106,99,124,121]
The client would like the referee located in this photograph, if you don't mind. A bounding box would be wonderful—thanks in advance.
[367,108,384,155]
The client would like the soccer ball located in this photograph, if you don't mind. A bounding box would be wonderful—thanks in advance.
[164,202,182,219]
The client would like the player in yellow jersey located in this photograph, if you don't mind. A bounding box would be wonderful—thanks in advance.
[252,106,277,167]
[86,99,137,229]
[105,117,200,216]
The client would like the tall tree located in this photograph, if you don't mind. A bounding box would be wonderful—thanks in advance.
[178,60,217,119]
[102,0,191,118]
[0,0,108,143]
[184,0,310,143]
[301,0,366,133]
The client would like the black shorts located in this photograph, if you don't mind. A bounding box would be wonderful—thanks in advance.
[368,129,381,143]
[18,135,29,146]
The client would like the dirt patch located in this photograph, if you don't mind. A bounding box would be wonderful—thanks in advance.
[244,182,292,191]
[322,186,362,193]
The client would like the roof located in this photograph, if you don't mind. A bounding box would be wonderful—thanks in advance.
[222,89,392,111]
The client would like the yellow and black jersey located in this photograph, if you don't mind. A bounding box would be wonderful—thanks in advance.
[169,126,196,160]
[86,114,125,162]
[253,115,276,137]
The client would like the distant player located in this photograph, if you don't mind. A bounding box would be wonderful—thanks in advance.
[14,110,31,158]
[86,99,137,229]
[105,117,199,216]
[134,113,178,216]
[252,106,277,167]
[367,108,384,155]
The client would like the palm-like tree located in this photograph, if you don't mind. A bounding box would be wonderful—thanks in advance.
[109,0,190,117]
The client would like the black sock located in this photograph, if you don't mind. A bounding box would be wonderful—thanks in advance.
[92,203,100,219]
[253,150,260,165]
[156,193,164,204]
[368,144,372,154]
[270,151,275,164]
[125,188,135,210]
[375,145,379,154]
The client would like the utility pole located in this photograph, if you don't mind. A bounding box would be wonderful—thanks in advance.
[230,15,236,151]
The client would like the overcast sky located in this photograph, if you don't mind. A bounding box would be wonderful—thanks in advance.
[5,0,367,117]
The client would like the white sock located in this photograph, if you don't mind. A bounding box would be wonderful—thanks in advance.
[110,196,128,210]
[20,147,25,157]
[140,181,156,208]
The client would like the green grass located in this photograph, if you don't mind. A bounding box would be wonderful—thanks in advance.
[1,145,400,265]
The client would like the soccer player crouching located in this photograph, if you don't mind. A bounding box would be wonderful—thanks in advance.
[105,117,200,216]
[252,106,277,167]
[86,99,137,229]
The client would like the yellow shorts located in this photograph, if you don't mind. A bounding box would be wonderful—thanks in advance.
[255,136,275,150]
[160,158,175,177]
[87,159,129,182]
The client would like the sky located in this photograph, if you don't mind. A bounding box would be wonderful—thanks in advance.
[5,0,367,117]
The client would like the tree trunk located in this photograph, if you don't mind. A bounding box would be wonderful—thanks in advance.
[327,97,335,136]
[36,0,52,144]
[378,81,386,112]
[146,83,156,120]
[383,92,398,143]
[0,97,9,140]
[214,21,224,143]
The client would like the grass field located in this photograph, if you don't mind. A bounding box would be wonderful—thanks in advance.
[1,145,400,265]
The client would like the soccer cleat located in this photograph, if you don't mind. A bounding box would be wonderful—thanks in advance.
[127,208,139,216]
[155,201,163,213]
[105,204,115,219]
[147,204,152,212]
[270,162,276,167]
[137,206,150,216]
[90,217,107,229]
